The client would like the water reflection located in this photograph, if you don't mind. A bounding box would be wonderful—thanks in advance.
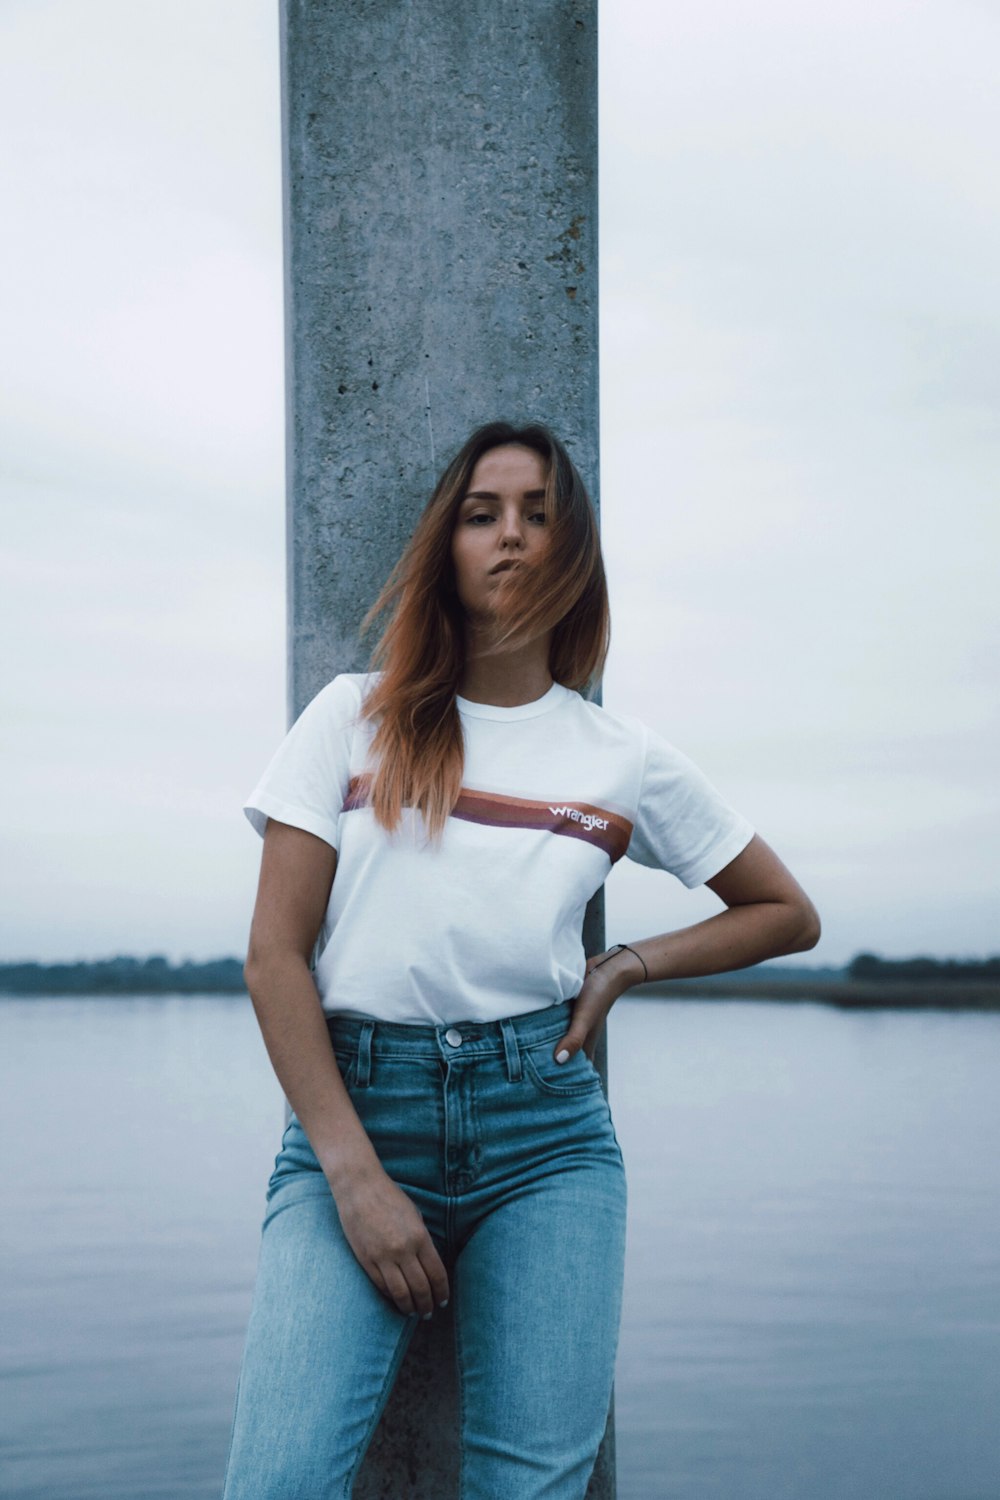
[1,995,998,1499]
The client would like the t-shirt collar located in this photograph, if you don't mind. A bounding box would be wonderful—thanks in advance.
[455,680,572,722]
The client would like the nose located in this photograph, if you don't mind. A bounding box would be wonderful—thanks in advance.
[498,507,527,549]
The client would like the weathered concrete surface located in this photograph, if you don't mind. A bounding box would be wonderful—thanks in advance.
[281,0,600,716]
[279,1,610,1493]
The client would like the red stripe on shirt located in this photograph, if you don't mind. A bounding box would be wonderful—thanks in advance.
[341,776,632,863]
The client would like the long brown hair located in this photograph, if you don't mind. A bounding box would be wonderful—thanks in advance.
[358,420,609,839]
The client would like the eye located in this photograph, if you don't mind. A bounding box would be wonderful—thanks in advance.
[528,511,547,525]
[466,512,494,525]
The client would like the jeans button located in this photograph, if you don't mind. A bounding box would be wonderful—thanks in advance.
[444,1027,463,1048]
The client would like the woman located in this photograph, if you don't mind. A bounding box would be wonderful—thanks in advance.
[222,420,820,1499]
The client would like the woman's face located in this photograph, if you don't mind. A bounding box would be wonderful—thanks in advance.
[450,444,550,622]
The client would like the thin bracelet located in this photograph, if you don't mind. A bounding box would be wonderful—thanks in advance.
[592,942,649,984]
[620,942,649,983]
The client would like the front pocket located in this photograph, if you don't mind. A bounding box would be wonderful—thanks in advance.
[523,1044,605,1097]
[332,1047,358,1089]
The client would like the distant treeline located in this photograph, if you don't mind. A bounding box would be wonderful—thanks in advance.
[1,951,998,997]
[846,953,1000,983]
[0,955,246,995]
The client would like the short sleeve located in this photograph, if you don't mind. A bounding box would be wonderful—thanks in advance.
[626,725,754,887]
[242,675,363,850]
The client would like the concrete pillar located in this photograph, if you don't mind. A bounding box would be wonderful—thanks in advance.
[279,2,612,1493]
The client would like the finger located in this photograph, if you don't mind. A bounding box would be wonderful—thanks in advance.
[417,1240,451,1310]
[367,1261,390,1301]
[398,1256,436,1319]
[552,1021,590,1063]
[553,999,599,1062]
[380,1262,416,1317]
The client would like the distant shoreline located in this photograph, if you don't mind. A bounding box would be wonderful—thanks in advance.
[648,978,1000,1009]
[1,957,999,1010]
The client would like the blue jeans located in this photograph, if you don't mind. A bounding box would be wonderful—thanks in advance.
[222,999,627,1499]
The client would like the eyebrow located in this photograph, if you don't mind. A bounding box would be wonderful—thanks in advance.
[461,489,547,501]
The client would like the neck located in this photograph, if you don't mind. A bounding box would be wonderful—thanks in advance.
[457,631,555,707]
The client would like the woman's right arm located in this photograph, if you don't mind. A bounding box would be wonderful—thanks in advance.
[243,817,450,1318]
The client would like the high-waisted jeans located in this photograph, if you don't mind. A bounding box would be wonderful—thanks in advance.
[221,999,628,1499]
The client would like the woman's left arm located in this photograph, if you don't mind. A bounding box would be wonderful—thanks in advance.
[553,834,821,1062]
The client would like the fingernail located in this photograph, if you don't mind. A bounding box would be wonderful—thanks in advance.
[422,1311,432,1320]
[556,1049,570,1064]
[439,1299,449,1308]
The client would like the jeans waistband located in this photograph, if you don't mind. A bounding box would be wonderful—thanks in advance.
[324,1000,573,1079]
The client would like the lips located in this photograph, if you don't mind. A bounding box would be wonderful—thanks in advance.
[489,559,523,575]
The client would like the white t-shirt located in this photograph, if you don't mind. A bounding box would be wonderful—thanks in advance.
[243,674,754,1025]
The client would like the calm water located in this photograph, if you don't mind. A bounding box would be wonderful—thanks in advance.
[1,995,998,1500]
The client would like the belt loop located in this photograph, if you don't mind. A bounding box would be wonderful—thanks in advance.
[498,1016,522,1083]
[355,1020,375,1088]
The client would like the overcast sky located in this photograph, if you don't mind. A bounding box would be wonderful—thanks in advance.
[1,0,996,968]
